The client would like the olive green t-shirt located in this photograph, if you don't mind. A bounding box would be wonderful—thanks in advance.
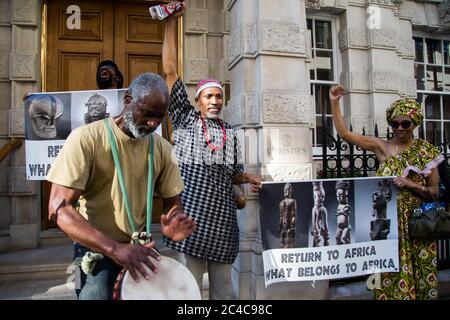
[46,117,184,243]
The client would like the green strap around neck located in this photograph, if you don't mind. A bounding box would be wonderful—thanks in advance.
[103,119,154,241]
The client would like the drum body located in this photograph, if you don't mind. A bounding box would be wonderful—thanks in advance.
[114,256,201,300]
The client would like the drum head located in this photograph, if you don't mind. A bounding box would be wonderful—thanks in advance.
[119,256,201,300]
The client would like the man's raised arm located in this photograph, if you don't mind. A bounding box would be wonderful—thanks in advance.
[162,2,186,92]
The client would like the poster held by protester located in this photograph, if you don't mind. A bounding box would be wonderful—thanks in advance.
[259,176,399,287]
[24,89,163,180]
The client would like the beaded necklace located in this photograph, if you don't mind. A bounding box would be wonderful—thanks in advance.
[200,117,226,151]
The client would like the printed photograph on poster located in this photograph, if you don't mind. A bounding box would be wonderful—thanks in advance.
[24,88,165,181]
[24,93,71,140]
[70,89,123,130]
[259,177,399,286]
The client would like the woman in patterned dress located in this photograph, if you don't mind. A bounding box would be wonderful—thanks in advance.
[329,85,444,300]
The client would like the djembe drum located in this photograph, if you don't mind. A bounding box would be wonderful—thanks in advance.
[113,256,201,300]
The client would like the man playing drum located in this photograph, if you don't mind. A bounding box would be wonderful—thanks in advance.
[47,73,196,300]
[161,2,262,300]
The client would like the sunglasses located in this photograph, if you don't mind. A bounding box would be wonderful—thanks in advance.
[391,120,412,129]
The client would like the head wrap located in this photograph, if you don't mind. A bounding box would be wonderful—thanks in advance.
[195,78,224,99]
[386,98,423,126]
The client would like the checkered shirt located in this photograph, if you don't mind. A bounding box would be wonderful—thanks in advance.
[162,78,244,263]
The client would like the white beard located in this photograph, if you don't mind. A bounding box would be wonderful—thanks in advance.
[123,108,150,140]
[205,111,221,119]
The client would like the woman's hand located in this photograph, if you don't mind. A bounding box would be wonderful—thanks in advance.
[393,177,412,190]
[329,85,344,105]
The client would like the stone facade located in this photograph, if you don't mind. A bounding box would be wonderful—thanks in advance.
[0,0,41,251]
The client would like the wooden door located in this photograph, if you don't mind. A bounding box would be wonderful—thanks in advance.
[43,0,167,228]
[114,2,165,83]
[46,0,114,92]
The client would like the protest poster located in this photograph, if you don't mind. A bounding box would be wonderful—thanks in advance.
[24,89,164,180]
[259,176,399,287]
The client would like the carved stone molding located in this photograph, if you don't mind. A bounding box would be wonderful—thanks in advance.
[245,94,259,125]
[0,1,11,24]
[0,167,8,194]
[10,53,35,80]
[348,0,366,5]
[260,20,305,54]
[339,28,369,49]
[228,27,241,64]
[227,24,257,65]
[219,58,230,83]
[0,110,8,136]
[9,109,24,136]
[317,0,348,10]
[305,0,321,9]
[350,72,370,91]
[425,2,440,28]
[336,0,348,7]
[368,0,404,6]
[262,164,312,182]
[224,93,260,126]
[262,93,311,124]
[186,59,208,83]
[371,72,399,92]
[185,9,208,33]
[9,166,35,195]
[244,24,257,55]
[223,96,242,127]
[11,0,37,25]
[0,27,11,52]
[398,1,419,24]
[0,54,9,79]
[224,10,230,33]
[398,37,415,58]
[437,0,450,33]
[370,29,397,48]
[398,1,439,27]
[263,127,311,165]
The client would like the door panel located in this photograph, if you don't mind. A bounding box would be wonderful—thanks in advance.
[60,52,101,91]
[58,10,103,40]
[114,3,165,84]
[128,54,163,77]
[46,0,114,92]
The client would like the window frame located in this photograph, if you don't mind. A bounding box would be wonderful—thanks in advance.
[414,31,450,143]
[307,14,341,157]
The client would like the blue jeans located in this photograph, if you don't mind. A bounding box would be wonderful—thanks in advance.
[73,243,122,300]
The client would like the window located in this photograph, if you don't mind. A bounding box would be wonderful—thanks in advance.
[414,36,450,143]
[308,17,338,154]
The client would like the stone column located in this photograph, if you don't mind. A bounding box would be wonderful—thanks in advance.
[339,0,414,136]
[225,0,328,299]
[3,0,41,250]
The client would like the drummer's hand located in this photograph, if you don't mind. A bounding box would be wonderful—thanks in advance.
[161,211,196,241]
[112,241,161,282]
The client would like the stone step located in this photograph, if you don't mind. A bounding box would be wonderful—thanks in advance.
[40,229,73,248]
[0,263,70,283]
[0,278,76,300]
[0,244,73,283]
